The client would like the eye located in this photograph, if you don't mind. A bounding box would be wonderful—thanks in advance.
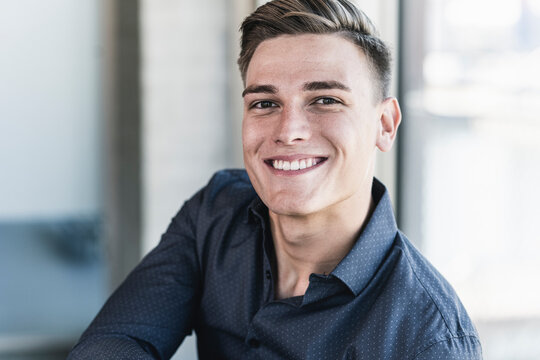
[252,100,277,109]
[314,97,341,105]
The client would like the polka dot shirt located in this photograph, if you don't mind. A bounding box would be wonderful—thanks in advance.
[68,169,482,359]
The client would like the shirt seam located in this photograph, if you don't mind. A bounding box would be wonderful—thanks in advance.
[401,241,453,334]
[170,206,203,290]
[401,239,480,358]
[409,334,481,360]
[189,188,204,282]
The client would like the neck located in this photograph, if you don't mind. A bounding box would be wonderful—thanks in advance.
[269,185,374,299]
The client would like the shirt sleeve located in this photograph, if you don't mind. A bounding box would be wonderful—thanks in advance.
[67,192,203,360]
[412,335,483,360]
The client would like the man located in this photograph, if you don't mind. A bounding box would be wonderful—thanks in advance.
[68,0,482,359]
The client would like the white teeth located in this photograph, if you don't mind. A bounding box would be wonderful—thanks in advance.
[283,161,291,171]
[271,157,321,171]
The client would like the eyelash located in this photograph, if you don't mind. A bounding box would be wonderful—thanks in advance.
[250,97,342,109]
[314,97,341,105]
[251,100,276,109]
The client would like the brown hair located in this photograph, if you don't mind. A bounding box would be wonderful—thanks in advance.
[238,0,392,100]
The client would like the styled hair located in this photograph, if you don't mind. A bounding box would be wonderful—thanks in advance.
[238,0,392,100]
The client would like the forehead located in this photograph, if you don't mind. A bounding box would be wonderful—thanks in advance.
[245,33,373,91]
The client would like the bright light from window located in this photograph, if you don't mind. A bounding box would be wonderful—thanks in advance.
[402,0,540,357]
[445,0,521,29]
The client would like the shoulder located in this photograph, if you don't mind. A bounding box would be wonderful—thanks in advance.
[411,335,483,359]
[168,169,259,242]
[177,169,256,217]
[192,169,257,218]
[201,169,256,205]
[392,232,483,358]
[395,232,477,335]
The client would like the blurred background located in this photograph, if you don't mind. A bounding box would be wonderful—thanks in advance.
[0,0,539,359]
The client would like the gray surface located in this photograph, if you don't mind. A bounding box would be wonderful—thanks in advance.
[0,221,106,355]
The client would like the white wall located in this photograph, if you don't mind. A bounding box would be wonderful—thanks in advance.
[140,0,234,257]
[0,0,101,220]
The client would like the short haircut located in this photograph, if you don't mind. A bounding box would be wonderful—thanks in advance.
[238,0,392,101]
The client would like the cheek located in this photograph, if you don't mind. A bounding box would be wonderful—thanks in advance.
[323,119,377,163]
[320,120,360,152]
[242,119,269,154]
[242,121,257,152]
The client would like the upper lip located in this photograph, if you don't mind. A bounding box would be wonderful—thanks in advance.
[263,154,328,162]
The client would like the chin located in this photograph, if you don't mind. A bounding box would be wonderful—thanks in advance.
[266,196,322,217]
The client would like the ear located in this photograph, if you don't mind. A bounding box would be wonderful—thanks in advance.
[376,97,401,152]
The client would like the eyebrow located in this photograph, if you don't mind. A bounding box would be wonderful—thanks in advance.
[241,80,351,97]
[302,81,351,92]
[242,84,278,97]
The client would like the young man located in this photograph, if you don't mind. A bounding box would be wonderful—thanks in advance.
[68,0,482,359]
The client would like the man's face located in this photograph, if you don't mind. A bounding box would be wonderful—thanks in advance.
[242,33,392,217]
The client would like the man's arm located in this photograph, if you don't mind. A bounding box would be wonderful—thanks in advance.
[412,335,483,360]
[67,194,202,360]
[67,336,158,360]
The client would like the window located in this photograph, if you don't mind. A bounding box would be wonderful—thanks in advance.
[0,0,106,356]
[400,0,540,358]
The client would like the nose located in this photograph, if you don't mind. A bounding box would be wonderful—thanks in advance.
[273,105,311,145]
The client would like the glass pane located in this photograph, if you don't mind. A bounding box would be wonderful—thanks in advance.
[0,0,106,357]
[401,0,540,358]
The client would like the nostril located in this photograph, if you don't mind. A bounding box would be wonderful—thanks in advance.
[274,136,306,145]
[274,113,311,144]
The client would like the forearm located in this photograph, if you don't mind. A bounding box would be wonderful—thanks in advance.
[67,335,157,360]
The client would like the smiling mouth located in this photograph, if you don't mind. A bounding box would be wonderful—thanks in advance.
[264,157,327,171]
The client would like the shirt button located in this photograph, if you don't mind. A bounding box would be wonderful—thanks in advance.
[248,338,260,348]
[265,270,271,280]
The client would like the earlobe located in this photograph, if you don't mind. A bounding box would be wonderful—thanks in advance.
[376,97,401,152]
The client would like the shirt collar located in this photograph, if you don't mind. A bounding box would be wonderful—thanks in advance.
[331,178,398,296]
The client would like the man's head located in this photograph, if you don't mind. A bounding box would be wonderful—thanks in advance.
[238,0,392,101]
[240,0,401,218]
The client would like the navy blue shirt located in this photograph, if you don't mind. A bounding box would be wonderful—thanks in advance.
[68,169,482,359]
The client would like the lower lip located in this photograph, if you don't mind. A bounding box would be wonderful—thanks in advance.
[264,159,327,176]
